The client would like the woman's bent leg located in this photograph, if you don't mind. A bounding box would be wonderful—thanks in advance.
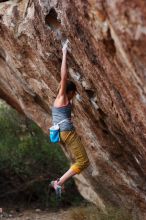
[67,131,89,174]
[58,168,76,186]
[59,131,90,185]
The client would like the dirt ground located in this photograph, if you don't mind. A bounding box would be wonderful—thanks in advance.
[1,209,74,220]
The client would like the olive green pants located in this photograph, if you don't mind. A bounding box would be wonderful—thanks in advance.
[60,130,89,174]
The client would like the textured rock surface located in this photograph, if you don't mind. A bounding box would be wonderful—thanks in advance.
[0,0,146,218]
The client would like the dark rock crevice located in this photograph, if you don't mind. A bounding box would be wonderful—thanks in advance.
[45,8,60,31]
[0,47,6,61]
[0,0,9,2]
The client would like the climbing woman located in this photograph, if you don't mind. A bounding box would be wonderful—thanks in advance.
[50,41,89,197]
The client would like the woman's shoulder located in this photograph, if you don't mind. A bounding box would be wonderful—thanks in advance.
[53,95,69,108]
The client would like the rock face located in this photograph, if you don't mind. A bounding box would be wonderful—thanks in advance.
[0,0,146,218]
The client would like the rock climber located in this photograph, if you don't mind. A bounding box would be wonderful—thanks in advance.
[50,41,89,198]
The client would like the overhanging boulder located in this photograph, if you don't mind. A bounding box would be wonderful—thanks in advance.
[0,0,146,218]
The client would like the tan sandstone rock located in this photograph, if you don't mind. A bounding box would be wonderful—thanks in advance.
[0,0,146,218]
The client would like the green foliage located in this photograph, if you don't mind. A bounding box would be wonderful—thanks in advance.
[0,103,68,176]
[0,102,83,208]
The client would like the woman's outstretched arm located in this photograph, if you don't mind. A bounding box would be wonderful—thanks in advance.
[54,42,69,107]
[58,46,68,97]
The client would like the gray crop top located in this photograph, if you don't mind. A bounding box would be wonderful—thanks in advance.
[52,103,75,131]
